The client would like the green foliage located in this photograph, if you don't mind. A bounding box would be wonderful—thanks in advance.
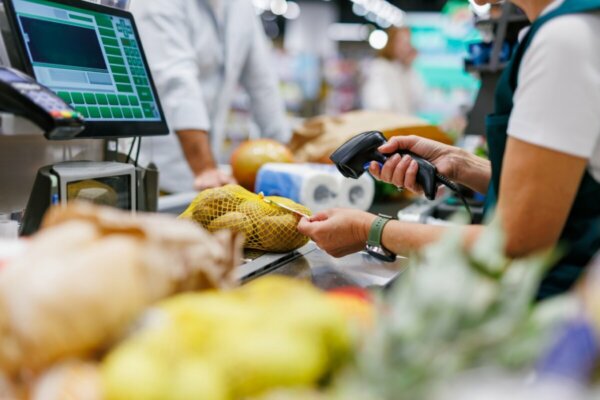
[332,221,573,400]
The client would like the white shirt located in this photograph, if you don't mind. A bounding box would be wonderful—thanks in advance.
[361,58,425,116]
[508,0,600,182]
[130,0,290,192]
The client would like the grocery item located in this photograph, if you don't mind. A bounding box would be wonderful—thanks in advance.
[255,163,375,212]
[102,276,352,400]
[230,139,295,190]
[180,185,311,252]
[31,360,103,400]
[0,203,243,375]
[289,110,452,163]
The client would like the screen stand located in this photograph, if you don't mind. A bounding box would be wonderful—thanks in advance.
[104,138,119,162]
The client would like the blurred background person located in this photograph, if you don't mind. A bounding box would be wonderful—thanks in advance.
[361,26,426,116]
[131,0,290,193]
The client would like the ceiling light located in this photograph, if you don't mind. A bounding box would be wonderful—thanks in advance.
[284,1,300,19]
[271,0,288,16]
[369,29,388,50]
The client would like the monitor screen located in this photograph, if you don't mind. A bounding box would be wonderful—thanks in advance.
[4,0,168,138]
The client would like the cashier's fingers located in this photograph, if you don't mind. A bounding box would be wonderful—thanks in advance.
[369,162,382,180]
[390,154,413,189]
[404,160,422,193]
[380,154,402,183]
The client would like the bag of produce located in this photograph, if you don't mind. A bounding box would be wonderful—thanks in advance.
[0,203,243,376]
[181,185,312,253]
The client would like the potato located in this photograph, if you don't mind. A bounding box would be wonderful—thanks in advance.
[237,200,270,218]
[192,189,244,226]
[254,214,308,252]
[207,212,254,240]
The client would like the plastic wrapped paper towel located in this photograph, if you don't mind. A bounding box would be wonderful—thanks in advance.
[255,163,375,212]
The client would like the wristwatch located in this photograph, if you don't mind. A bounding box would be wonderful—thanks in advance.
[366,214,396,262]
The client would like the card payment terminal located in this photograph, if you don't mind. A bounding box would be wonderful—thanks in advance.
[0,66,84,139]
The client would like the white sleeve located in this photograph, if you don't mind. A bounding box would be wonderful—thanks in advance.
[361,60,393,111]
[508,15,600,159]
[239,9,291,143]
[132,0,210,132]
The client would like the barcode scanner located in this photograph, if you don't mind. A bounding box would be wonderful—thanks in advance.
[330,131,472,218]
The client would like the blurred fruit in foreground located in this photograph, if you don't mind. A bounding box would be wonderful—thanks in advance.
[327,287,376,332]
[231,139,294,191]
[102,276,354,400]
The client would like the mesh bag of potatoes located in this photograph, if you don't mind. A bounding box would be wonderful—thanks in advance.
[181,185,312,253]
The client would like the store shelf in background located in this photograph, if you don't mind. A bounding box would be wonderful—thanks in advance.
[475,14,529,27]
[465,61,509,74]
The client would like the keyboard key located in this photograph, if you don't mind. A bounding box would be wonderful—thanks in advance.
[100,107,112,118]
[57,91,72,104]
[118,95,129,106]
[128,95,140,106]
[88,107,101,118]
[132,108,143,119]
[83,93,97,105]
[111,107,123,118]
[107,94,119,105]
[96,93,109,105]
[75,106,89,118]
[122,107,133,118]
[71,92,85,104]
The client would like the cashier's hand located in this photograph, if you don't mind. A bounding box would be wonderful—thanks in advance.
[194,169,237,191]
[297,209,377,258]
[369,135,460,194]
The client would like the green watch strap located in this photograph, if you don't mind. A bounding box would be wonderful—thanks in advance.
[367,216,392,247]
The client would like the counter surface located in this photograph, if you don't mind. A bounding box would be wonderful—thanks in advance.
[237,242,408,290]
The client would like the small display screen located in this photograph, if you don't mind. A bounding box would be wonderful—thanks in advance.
[66,175,131,210]
[12,0,162,122]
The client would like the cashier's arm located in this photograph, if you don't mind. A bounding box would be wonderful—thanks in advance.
[300,137,588,259]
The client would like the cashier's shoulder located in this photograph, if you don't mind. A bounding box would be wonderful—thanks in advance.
[526,11,600,58]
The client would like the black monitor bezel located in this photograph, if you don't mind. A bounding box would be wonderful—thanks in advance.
[3,0,169,139]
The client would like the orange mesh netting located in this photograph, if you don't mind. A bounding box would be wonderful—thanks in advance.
[180,185,312,253]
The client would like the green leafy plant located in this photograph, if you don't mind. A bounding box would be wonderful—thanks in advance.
[332,221,571,400]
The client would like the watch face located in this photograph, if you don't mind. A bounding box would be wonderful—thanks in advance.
[366,244,397,262]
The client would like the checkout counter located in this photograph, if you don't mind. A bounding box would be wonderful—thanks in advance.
[159,192,408,290]
[0,0,409,291]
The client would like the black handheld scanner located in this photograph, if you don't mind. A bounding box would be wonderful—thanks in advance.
[330,131,439,201]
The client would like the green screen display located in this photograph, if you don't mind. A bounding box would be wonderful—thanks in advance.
[12,0,161,122]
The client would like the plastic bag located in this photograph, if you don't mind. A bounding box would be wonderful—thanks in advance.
[181,185,312,253]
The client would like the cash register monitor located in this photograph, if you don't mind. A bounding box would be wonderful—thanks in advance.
[3,0,168,138]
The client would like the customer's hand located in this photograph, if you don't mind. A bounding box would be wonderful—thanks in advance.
[369,135,463,195]
[297,209,377,258]
[194,169,237,191]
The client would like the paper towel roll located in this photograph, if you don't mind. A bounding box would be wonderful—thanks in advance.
[294,164,375,211]
[255,163,339,213]
[337,174,375,211]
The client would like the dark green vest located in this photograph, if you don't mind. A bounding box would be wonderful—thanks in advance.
[486,0,600,300]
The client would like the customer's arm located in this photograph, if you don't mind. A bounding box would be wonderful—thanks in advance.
[177,130,236,190]
[239,7,290,143]
[133,0,233,189]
